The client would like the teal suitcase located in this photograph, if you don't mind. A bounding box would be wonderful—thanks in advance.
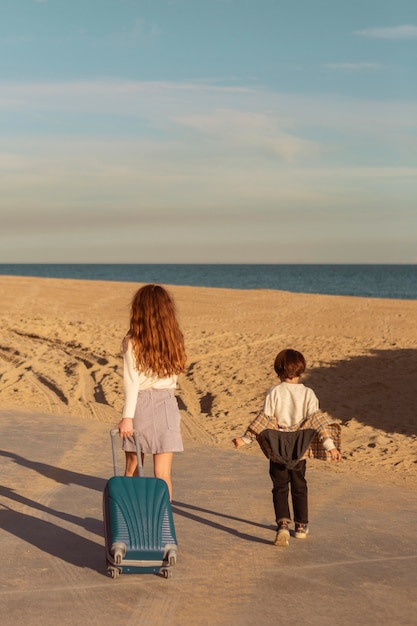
[103,429,177,579]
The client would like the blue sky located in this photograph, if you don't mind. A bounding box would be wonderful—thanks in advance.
[1,0,416,263]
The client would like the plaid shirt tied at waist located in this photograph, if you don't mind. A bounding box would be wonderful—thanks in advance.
[244,410,342,462]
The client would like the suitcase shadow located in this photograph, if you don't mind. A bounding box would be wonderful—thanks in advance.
[172,501,274,545]
[0,485,102,536]
[0,504,104,572]
[0,450,106,492]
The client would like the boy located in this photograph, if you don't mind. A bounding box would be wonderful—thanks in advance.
[233,348,341,547]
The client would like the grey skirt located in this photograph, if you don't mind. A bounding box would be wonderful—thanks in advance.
[122,388,184,454]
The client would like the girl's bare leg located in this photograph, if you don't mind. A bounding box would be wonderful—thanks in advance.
[153,452,174,500]
[124,451,144,477]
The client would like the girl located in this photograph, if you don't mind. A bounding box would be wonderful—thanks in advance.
[117,284,186,500]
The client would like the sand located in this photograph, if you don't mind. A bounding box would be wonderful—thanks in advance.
[0,274,416,489]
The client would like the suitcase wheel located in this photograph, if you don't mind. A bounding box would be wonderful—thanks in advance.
[167,549,177,567]
[160,567,173,579]
[107,565,121,579]
[111,542,126,565]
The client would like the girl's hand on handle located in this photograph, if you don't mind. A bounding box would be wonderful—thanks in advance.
[232,437,245,449]
[117,417,134,437]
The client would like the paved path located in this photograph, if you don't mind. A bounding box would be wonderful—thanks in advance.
[0,410,416,625]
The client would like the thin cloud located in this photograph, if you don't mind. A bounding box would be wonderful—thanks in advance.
[1,79,416,139]
[354,25,417,40]
[19,79,417,130]
[112,19,162,47]
[325,63,382,71]
[172,108,319,162]
[1,36,32,44]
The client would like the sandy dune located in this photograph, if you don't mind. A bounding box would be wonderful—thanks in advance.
[0,275,416,488]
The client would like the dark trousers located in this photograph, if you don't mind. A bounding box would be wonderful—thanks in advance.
[269,459,308,524]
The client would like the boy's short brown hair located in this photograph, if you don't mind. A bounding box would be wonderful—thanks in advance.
[274,349,306,380]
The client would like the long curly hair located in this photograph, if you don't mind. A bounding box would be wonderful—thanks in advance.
[124,284,186,377]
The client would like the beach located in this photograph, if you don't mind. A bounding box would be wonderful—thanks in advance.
[1,274,416,488]
[1,275,417,625]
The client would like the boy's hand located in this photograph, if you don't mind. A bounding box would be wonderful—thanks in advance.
[329,448,342,462]
[232,437,245,449]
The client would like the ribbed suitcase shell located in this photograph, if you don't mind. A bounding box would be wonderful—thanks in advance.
[103,430,177,578]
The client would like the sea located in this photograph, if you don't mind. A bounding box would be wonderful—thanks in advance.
[0,264,416,300]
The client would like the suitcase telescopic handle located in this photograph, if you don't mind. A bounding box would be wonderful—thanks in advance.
[110,428,144,477]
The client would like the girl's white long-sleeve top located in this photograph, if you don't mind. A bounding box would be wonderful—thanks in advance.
[122,341,178,419]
